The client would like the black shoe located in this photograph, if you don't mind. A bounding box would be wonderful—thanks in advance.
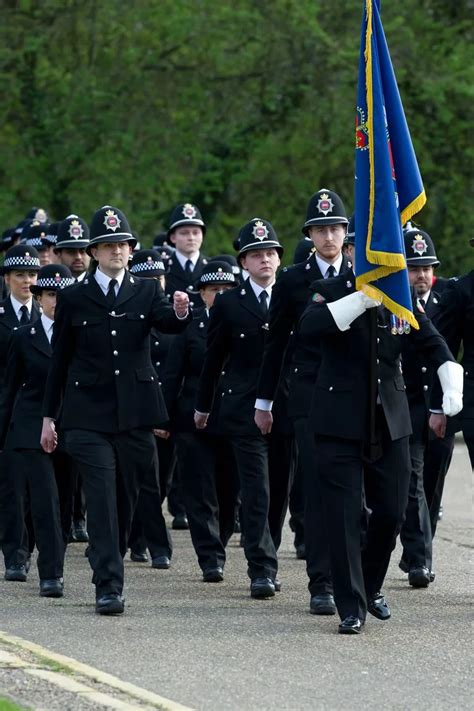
[130,550,149,563]
[310,593,336,615]
[367,592,391,620]
[151,555,171,569]
[295,544,306,560]
[250,577,275,599]
[172,514,189,530]
[273,577,281,592]
[398,558,409,574]
[73,522,89,543]
[4,564,27,582]
[408,566,431,588]
[203,566,224,583]
[96,593,124,615]
[338,616,363,634]
[40,578,64,598]
[429,570,436,583]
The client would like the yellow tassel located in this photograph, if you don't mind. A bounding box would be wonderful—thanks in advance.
[357,283,420,330]
[401,190,427,226]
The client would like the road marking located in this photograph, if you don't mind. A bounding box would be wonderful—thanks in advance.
[0,631,194,711]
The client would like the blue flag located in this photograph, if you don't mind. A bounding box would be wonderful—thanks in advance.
[355,0,426,329]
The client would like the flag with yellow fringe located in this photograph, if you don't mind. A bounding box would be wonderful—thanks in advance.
[355,0,426,329]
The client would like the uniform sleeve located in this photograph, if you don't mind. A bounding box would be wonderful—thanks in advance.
[432,280,465,359]
[195,296,231,413]
[42,291,74,420]
[409,299,456,370]
[161,329,188,421]
[0,331,25,448]
[150,281,192,333]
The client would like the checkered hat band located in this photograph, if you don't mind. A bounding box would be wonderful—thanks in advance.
[4,256,41,268]
[25,238,44,247]
[36,277,75,289]
[200,272,235,283]
[45,234,57,243]
[130,260,165,273]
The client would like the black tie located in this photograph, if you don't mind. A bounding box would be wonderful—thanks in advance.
[185,259,193,276]
[106,279,118,309]
[326,265,336,278]
[19,305,30,325]
[259,290,269,317]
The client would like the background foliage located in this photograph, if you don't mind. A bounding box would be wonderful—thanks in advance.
[0,0,473,274]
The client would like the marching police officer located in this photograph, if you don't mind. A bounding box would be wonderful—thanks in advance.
[41,205,191,615]
[195,219,294,599]
[255,189,352,615]
[54,215,91,281]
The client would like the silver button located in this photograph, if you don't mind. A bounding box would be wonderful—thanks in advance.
[228,389,232,393]
[158,381,162,386]
[421,366,427,373]
[376,359,380,364]
[111,330,117,336]
[140,314,145,319]
[13,327,17,331]
[151,376,154,381]
[294,368,298,373]
[83,320,87,325]
[113,350,118,356]
[423,385,428,391]
[155,362,159,366]
[329,386,333,391]
[377,378,381,384]
[221,371,226,376]
[111,311,116,316]
[75,381,79,386]
[240,333,245,338]
[154,341,159,346]
[377,338,380,344]
[114,369,120,375]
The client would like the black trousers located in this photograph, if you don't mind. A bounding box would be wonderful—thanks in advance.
[65,427,157,597]
[423,431,455,538]
[292,417,332,596]
[8,449,64,579]
[400,439,433,570]
[176,431,239,571]
[53,449,78,545]
[315,417,411,621]
[288,457,305,549]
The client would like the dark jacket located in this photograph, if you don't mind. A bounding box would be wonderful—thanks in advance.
[195,279,290,436]
[0,318,51,449]
[42,270,191,433]
[164,253,209,309]
[299,273,455,442]
[256,253,352,418]
[0,297,41,398]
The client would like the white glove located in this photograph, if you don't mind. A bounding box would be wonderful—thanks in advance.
[437,361,464,417]
[327,291,381,331]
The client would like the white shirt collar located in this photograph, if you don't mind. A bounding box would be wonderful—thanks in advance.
[419,289,431,304]
[41,313,54,342]
[94,267,125,296]
[315,253,343,278]
[175,250,200,270]
[10,294,33,320]
[248,278,274,301]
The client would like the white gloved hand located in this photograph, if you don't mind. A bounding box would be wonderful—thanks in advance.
[437,361,464,417]
[327,291,381,331]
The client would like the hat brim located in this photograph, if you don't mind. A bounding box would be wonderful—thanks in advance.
[237,242,284,260]
[130,268,168,278]
[30,284,63,295]
[86,235,137,255]
[195,276,236,290]
[54,240,90,252]
[167,221,206,238]
[0,263,41,275]
[405,257,440,267]
[303,217,348,235]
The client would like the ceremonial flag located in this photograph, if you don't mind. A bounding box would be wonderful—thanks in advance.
[355,0,426,329]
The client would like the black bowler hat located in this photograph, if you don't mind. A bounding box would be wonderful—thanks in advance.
[30,264,74,294]
[293,238,315,264]
[195,260,236,290]
[403,228,440,267]
[23,221,49,250]
[25,206,48,223]
[344,214,355,246]
[87,206,136,254]
[236,218,283,260]
[153,232,171,248]
[43,221,60,247]
[302,188,348,235]
[167,203,206,236]
[0,244,41,274]
[130,249,168,278]
[56,215,90,251]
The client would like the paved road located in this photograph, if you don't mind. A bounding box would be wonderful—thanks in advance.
[0,438,472,710]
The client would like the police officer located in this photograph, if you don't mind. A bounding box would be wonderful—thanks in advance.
[0,265,75,596]
[54,215,91,281]
[195,219,294,599]
[165,203,208,309]
[161,261,239,581]
[0,245,41,578]
[299,271,462,633]
[41,205,191,615]
[23,221,54,267]
[255,189,352,615]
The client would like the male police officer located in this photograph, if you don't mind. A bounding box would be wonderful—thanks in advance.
[54,215,91,280]
[41,206,191,615]
[165,203,208,309]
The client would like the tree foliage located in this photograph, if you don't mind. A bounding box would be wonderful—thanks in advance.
[0,0,472,274]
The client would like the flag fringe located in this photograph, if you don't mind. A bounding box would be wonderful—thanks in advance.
[356,281,420,330]
[401,190,427,226]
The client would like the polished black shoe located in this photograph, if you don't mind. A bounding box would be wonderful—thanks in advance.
[398,558,409,574]
[172,514,189,530]
[73,522,89,543]
[4,564,27,582]
[130,549,149,563]
[295,544,306,560]
[409,566,431,588]
[151,555,171,569]
[273,577,281,592]
[203,566,224,583]
[250,577,275,599]
[40,578,64,598]
[338,616,363,634]
[310,593,336,615]
[96,593,124,615]
[367,592,391,620]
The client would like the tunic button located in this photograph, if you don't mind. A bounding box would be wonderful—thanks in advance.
[221,371,226,376]
[151,376,154,381]
[75,381,79,386]
[423,385,429,391]
[329,386,333,391]
[155,362,159,366]
[140,314,145,319]
[83,320,87,325]
[377,378,381,384]
[240,333,245,338]
[111,330,117,336]
[111,311,116,316]
[113,350,118,356]
[376,359,380,364]
[154,341,159,346]
[228,389,232,393]
[294,368,298,373]
[158,381,162,386]
[421,366,427,373]
[377,338,380,344]
[114,369,120,375]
